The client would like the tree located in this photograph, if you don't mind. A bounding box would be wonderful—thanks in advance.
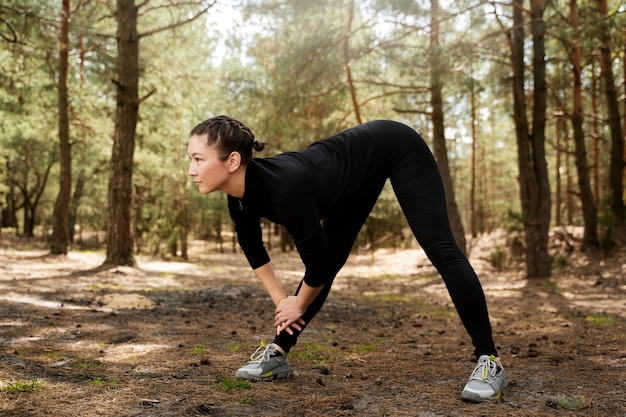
[50,0,71,254]
[567,0,599,250]
[5,136,56,237]
[105,0,140,265]
[429,0,467,254]
[509,0,552,278]
[595,0,624,225]
[104,0,214,266]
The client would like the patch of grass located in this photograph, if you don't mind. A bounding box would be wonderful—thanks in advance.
[541,280,558,292]
[289,342,340,366]
[585,314,616,326]
[216,377,251,392]
[191,346,207,355]
[354,342,379,352]
[70,357,101,369]
[556,394,586,410]
[90,377,121,387]
[227,342,241,353]
[2,379,42,392]
[43,351,66,360]
[238,397,255,405]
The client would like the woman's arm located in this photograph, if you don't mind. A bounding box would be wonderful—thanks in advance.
[253,262,288,306]
[254,262,322,309]
[254,262,321,335]
[292,281,322,311]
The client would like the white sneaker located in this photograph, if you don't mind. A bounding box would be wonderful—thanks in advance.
[461,355,508,402]
[234,343,294,382]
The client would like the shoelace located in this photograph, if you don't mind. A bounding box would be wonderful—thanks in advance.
[249,344,273,363]
[469,356,500,381]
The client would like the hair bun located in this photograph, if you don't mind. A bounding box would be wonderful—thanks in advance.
[252,138,266,152]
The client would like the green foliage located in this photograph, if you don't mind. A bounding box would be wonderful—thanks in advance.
[191,346,207,355]
[70,357,101,369]
[554,395,586,410]
[541,280,558,292]
[585,314,616,326]
[552,253,567,270]
[215,377,251,392]
[354,342,379,353]
[504,211,525,233]
[489,246,507,271]
[289,342,340,366]
[90,377,121,387]
[0,158,7,212]
[227,342,242,353]
[1,379,42,393]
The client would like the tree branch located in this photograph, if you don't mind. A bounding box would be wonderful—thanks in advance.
[138,88,156,105]
[0,18,18,42]
[138,0,216,39]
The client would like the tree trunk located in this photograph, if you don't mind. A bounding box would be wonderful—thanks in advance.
[20,163,54,238]
[622,22,626,203]
[105,0,139,266]
[565,123,574,224]
[469,76,478,238]
[592,63,600,206]
[429,0,467,254]
[596,0,624,223]
[527,0,552,277]
[511,0,551,278]
[68,168,86,243]
[569,0,599,249]
[2,160,18,230]
[343,0,361,125]
[50,0,72,255]
[555,114,563,226]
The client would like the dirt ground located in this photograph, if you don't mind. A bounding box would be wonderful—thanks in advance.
[1,228,625,417]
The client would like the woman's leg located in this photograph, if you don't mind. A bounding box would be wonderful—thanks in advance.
[383,127,496,358]
[274,178,387,352]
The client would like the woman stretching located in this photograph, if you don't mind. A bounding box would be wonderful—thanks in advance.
[187,115,508,403]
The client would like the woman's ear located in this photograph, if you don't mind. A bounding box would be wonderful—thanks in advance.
[227,151,242,172]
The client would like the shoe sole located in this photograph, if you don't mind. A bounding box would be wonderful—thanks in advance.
[235,365,294,382]
[461,388,505,403]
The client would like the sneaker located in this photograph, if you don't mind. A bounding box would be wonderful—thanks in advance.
[234,343,294,382]
[461,355,508,403]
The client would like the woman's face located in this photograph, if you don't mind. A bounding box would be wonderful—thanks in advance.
[187,134,233,194]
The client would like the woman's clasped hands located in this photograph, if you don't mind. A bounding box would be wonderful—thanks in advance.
[275,296,306,335]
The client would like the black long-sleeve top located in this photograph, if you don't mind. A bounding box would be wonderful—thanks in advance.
[227,122,394,288]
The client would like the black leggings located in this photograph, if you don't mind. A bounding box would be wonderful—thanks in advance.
[274,121,497,358]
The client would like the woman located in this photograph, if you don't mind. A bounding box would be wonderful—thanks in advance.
[187,115,507,403]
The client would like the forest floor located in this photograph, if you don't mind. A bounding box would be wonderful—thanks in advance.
[0,228,625,417]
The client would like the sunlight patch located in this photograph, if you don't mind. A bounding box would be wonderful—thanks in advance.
[0,320,28,327]
[103,343,171,361]
[0,293,88,310]
[95,293,156,310]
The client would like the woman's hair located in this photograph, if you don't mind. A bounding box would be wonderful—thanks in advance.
[190,115,265,165]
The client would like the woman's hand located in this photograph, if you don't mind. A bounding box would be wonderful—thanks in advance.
[274,296,306,335]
